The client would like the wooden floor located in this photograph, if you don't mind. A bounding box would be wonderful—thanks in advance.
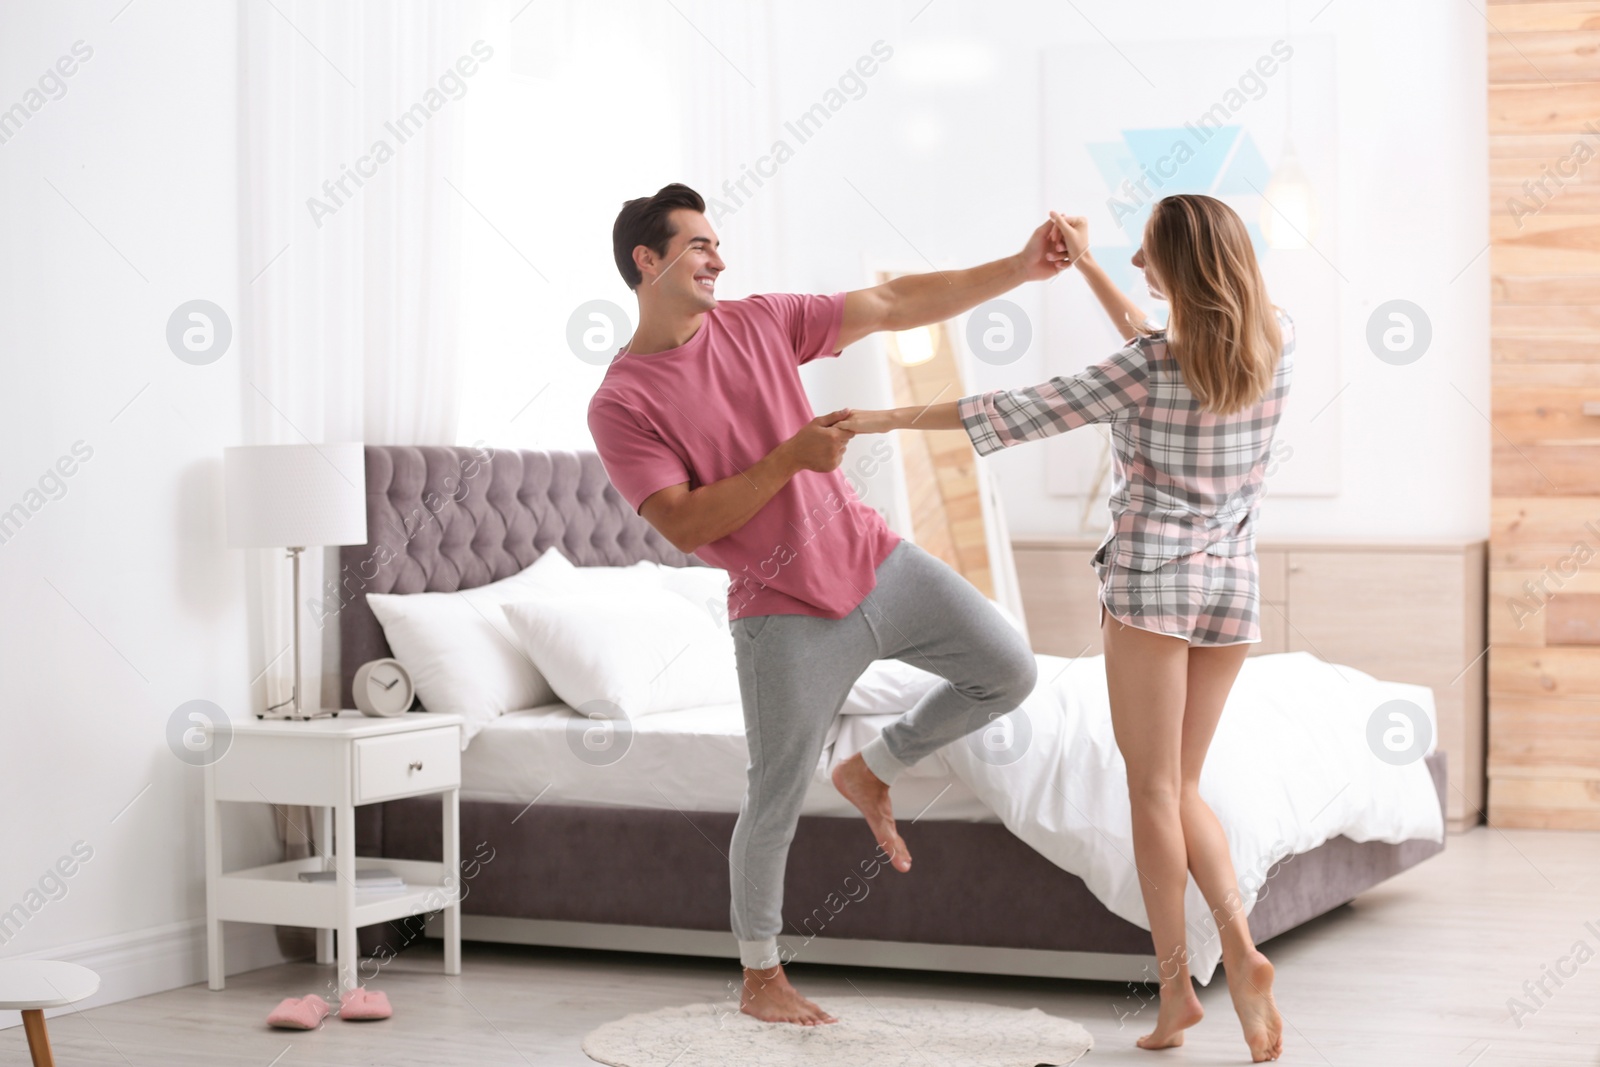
[5,827,1597,1066]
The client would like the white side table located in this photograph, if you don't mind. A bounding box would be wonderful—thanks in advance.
[0,960,99,1067]
[204,712,463,995]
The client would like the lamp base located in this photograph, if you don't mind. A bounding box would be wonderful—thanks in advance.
[258,545,337,723]
[257,704,337,722]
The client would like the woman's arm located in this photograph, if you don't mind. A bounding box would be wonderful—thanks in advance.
[838,399,960,435]
[1075,252,1148,342]
[848,342,1152,455]
[1051,212,1148,343]
[837,402,962,434]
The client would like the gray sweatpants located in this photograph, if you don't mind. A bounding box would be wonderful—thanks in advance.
[727,540,1038,969]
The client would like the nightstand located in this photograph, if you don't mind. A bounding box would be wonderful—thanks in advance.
[203,712,463,994]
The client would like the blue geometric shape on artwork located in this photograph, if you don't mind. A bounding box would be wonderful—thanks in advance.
[1120,125,1242,195]
[1087,140,1150,244]
[1086,140,1138,194]
[1244,219,1266,251]
[1090,125,1275,262]
[1216,132,1271,196]
[1112,202,1153,246]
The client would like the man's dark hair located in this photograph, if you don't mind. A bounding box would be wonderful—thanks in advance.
[612,183,706,290]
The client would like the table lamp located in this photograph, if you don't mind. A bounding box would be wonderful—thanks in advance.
[225,443,368,719]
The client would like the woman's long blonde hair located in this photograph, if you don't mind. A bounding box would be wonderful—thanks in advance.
[1135,194,1282,416]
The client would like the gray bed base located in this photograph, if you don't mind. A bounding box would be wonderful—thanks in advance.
[342,446,1447,982]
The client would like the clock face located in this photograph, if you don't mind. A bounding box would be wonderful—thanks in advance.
[363,659,413,716]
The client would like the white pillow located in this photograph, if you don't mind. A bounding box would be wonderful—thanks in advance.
[501,585,739,721]
[654,564,732,628]
[365,549,598,745]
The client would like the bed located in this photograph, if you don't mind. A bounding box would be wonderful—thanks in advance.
[345,445,1446,983]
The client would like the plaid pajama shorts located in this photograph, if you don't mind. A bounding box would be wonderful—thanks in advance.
[1092,542,1261,647]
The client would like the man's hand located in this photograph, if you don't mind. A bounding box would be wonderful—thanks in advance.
[1017,217,1074,282]
[1050,212,1090,264]
[836,409,898,435]
[639,414,849,553]
[782,409,855,473]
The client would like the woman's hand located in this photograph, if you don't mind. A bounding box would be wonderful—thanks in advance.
[1050,211,1090,264]
[1018,218,1075,280]
[836,408,901,434]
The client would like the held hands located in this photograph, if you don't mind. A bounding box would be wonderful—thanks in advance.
[1019,218,1073,281]
[784,409,856,473]
[1019,212,1088,281]
[1049,211,1089,264]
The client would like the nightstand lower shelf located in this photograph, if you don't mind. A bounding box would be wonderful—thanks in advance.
[214,857,455,929]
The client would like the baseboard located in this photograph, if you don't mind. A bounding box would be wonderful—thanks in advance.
[0,919,292,1030]
[428,914,1159,984]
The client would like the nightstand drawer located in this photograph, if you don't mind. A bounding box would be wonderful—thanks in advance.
[354,729,459,804]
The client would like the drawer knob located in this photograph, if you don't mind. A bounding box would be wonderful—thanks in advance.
[408,760,424,772]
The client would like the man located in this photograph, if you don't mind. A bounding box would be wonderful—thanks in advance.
[587,183,1069,1025]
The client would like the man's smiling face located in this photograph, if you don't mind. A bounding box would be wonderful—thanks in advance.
[646,208,724,311]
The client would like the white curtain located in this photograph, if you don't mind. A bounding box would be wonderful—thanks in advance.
[240,0,480,717]
[676,2,786,295]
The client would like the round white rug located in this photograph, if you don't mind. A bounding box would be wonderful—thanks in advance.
[582,996,1093,1067]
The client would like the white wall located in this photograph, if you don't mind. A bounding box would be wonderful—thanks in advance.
[754,0,1490,543]
[0,0,286,1023]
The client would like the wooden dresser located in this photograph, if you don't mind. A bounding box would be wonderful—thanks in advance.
[1013,538,1487,832]
[1486,3,1600,828]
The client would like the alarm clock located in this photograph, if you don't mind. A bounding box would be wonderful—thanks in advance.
[352,658,415,717]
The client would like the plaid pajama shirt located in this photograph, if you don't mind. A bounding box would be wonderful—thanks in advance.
[960,312,1295,645]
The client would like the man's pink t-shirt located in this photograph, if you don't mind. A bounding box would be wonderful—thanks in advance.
[587,292,900,621]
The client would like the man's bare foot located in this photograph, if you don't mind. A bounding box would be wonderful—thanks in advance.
[1134,985,1204,1051]
[830,754,911,872]
[739,965,837,1025]
[1226,950,1283,1062]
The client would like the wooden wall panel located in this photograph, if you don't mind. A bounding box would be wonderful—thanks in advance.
[1489,83,1600,133]
[1490,216,1600,275]
[1484,4,1600,33]
[1489,2,1600,829]
[1488,31,1600,82]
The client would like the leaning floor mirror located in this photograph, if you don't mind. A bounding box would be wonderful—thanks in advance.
[836,267,1029,638]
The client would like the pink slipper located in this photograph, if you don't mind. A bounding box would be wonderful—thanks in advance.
[338,987,392,1021]
[267,994,331,1030]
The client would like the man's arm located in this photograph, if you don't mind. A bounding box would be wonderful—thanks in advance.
[836,218,1069,350]
[639,410,854,554]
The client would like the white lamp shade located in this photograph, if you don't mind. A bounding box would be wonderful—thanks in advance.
[224,443,369,548]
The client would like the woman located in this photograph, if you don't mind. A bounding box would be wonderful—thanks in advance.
[842,195,1290,1062]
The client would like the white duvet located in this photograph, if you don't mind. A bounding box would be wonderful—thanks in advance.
[829,651,1445,983]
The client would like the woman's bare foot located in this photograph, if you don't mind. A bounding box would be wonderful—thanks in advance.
[739,965,837,1025]
[830,754,911,872]
[1135,986,1204,1050]
[1226,951,1284,1062]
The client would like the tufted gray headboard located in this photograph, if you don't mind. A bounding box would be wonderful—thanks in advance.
[337,445,697,709]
